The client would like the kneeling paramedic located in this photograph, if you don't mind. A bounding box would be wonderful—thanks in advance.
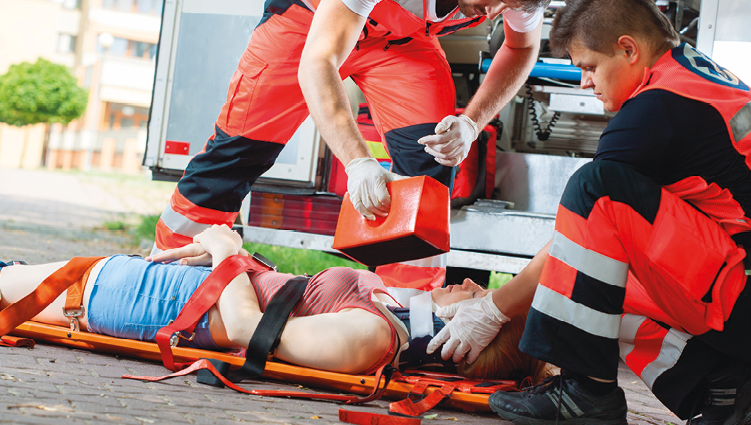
[427,0,751,424]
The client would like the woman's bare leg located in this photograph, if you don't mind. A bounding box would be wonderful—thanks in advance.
[0,262,70,326]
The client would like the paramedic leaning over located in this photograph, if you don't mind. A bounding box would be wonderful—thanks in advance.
[152,0,550,289]
[428,0,751,424]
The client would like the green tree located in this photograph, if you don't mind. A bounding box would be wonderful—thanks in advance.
[0,58,88,127]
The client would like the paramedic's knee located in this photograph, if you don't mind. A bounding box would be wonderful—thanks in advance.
[562,161,662,219]
[385,125,455,188]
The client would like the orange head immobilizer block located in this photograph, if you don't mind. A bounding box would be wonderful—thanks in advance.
[333,176,450,267]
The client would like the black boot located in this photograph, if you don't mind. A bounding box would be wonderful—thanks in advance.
[692,360,751,425]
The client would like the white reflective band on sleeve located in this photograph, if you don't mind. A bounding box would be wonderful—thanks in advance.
[640,328,692,390]
[160,203,213,238]
[409,292,435,339]
[731,101,751,143]
[398,253,447,268]
[149,243,163,257]
[618,314,647,360]
[549,232,629,288]
[532,285,621,339]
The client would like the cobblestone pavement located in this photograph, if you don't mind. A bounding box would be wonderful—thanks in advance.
[0,167,685,424]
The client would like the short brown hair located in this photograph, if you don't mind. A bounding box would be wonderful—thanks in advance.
[457,312,551,384]
[517,0,553,14]
[549,0,680,57]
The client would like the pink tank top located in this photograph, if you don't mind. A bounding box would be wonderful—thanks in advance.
[251,267,386,317]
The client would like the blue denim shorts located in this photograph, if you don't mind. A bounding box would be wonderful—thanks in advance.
[87,255,220,350]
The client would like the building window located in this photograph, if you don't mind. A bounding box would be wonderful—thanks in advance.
[101,0,163,15]
[97,36,157,60]
[103,103,150,130]
[137,0,163,15]
[57,33,77,53]
[50,0,81,9]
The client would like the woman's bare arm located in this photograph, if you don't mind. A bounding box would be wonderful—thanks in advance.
[492,239,550,318]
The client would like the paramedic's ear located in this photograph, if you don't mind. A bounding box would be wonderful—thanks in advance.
[617,35,640,65]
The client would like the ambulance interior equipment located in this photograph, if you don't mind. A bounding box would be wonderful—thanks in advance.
[144,0,746,275]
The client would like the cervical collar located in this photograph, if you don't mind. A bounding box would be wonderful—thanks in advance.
[387,304,456,372]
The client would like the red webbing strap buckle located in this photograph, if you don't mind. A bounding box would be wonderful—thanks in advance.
[0,257,105,338]
[388,382,457,417]
[155,255,271,371]
[339,409,422,425]
[123,361,396,404]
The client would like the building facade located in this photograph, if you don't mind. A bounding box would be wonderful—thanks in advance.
[0,0,160,173]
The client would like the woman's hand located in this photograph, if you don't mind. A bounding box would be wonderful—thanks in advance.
[193,225,243,265]
[145,243,212,266]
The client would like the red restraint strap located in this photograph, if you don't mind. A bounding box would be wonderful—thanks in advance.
[0,257,105,337]
[155,254,273,371]
[123,358,395,404]
[0,335,35,348]
[389,382,457,417]
[339,409,422,425]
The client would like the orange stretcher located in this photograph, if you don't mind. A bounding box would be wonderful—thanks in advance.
[9,321,511,413]
[0,255,520,421]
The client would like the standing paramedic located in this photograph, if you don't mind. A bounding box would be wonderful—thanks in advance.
[427,0,751,424]
[152,0,550,288]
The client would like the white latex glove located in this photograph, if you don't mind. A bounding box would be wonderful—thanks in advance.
[345,157,405,221]
[426,292,510,364]
[434,297,483,320]
[418,115,479,167]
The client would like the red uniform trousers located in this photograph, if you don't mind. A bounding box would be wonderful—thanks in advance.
[519,161,750,418]
[154,5,455,288]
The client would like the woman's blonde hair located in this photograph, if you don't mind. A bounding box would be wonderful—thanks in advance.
[456,312,551,385]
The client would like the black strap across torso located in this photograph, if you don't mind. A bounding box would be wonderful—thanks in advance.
[238,275,310,378]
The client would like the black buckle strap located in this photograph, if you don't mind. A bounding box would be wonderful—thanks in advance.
[239,275,309,378]
[196,274,310,387]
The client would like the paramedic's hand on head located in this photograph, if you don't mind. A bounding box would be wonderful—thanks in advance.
[418,115,478,167]
[434,297,483,320]
[345,157,406,221]
[145,243,212,266]
[426,292,510,364]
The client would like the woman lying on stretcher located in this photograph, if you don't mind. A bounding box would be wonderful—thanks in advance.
[0,225,548,383]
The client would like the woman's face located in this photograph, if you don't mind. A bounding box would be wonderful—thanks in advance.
[431,278,489,307]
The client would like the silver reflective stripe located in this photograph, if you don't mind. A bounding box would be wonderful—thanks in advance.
[149,243,162,256]
[619,314,647,360]
[730,101,751,143]
[545,387,585,420]
[549,232,629,288]
[532,285,621,339]
[160,202,212,238]
[640,328,692,390]
[547,393,575,420]
[561,392,585,417]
